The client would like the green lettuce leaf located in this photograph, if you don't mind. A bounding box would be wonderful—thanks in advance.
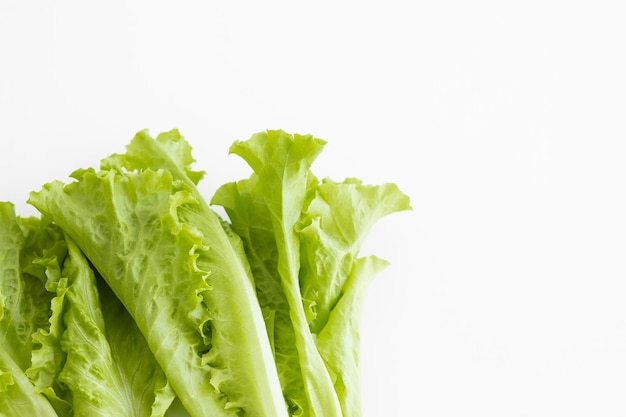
[102,128,205,186]
[24,221,72,416]
[314,255,389,417]
[212,177,311,415]
[4,202,176,416]
[0,202,59,417]
[296,179,411,416]
[213,131,412,417]
[297,178,412,333]
[29,130,287,417]
[15,127,410,417]
[54,236,175,416]
[213,130,343,417]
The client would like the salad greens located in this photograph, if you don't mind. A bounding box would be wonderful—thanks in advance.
[0,203,59,417]
[1,129,411,416]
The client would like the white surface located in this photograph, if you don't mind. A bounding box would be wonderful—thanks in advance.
[2,1,626,416]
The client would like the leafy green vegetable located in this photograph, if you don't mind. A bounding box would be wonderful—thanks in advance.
[52,237,176,417]
[217,130,343,417]
[29,130,288,417]
[298,179,410,417]
[212,175,313,415]
[1,128,410,416]
[1,200,179,417]
[0,202,59,417]
[212,130,412,416]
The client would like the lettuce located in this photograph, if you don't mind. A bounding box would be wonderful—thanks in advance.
[212,130,411,416]
[29,131,287,417]
[1,128,410,416]
[0,203,59,416]
[47,237,176,417]
[1,200,178,417]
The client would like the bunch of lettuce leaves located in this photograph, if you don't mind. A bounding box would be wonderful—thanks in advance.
[0,129,411,417]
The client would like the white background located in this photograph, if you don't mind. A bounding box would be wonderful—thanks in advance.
[2,1,626,416]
